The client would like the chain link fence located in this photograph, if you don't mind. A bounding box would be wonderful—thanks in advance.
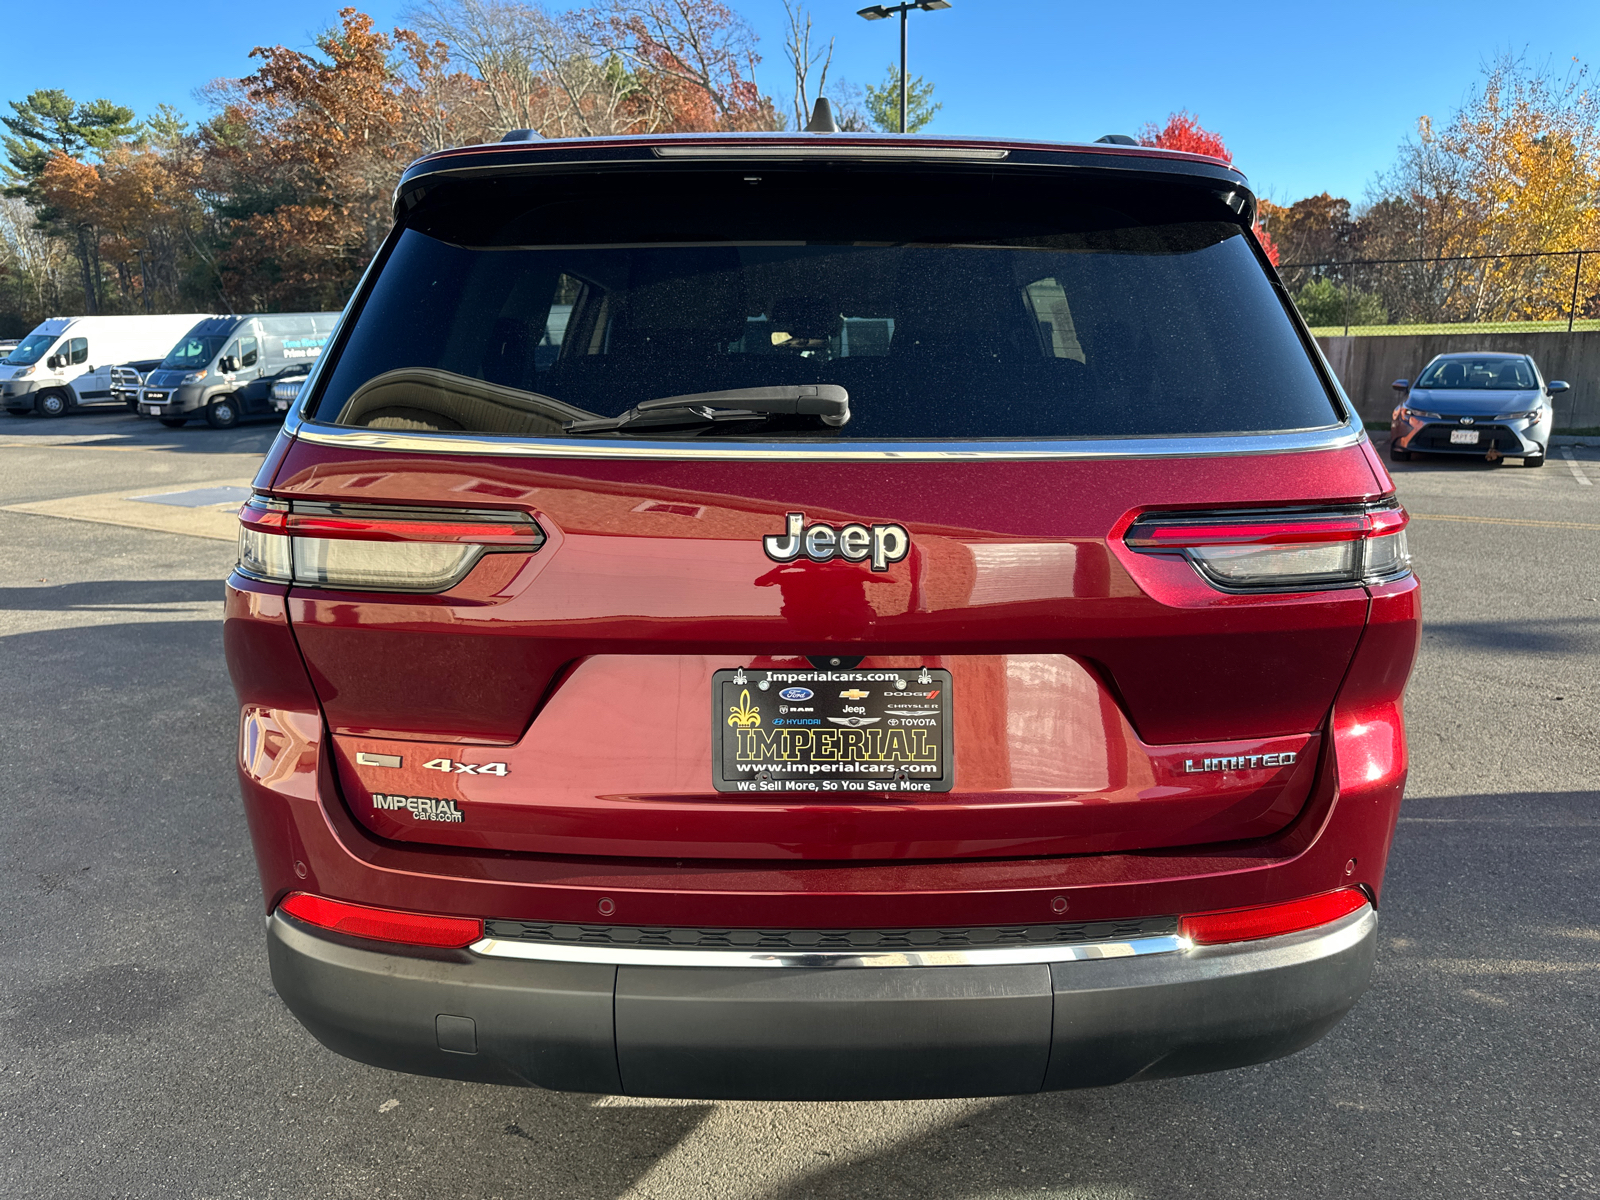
[1277,249,1600,336]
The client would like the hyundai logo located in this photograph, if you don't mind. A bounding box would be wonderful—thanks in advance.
[778,687,814,701]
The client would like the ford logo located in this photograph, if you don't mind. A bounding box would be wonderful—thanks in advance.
[779,687,814,701]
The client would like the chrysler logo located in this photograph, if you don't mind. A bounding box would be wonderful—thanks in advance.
[763,511,911,571]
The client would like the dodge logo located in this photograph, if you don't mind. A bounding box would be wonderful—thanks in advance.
[762,511,910,571]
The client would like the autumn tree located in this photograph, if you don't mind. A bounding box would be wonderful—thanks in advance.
[2,89,141,311]
[1365,55,1600,323]
[202,8,491,310]
[408,0,782,136]
[1259,194,1354,266]
[1141,110,1279,266]
[405,0,647,138]
[1139,111,1228,160]
[604,0,779,132]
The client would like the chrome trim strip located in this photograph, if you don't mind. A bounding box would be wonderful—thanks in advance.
[291,422,1362,463]
[653,144,1010,161]
[468,932,1188,968]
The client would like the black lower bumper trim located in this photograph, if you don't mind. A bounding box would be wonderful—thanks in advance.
[267,916,621,1092]
[266,906,1376,1100]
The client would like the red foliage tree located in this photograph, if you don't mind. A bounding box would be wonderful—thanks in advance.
[1139,110,1230,161]
[1140,110,1279,266]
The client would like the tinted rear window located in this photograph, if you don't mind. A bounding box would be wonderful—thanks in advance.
[310,168,1341,441]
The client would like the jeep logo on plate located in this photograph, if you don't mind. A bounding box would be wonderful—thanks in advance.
[762,511,910,572]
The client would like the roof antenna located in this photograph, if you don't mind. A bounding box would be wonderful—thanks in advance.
[805,97,839,133]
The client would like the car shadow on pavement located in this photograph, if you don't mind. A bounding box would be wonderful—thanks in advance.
[0,578,224,612]
[1,412,280,455]
[1420,614,1600,656]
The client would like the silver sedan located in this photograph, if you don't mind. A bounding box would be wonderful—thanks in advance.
[1388,352,1567,468]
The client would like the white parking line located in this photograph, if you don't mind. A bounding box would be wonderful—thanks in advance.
[1561,448,1593,486]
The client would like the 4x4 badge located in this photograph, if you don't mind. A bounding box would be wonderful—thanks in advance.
[763,511,910,571]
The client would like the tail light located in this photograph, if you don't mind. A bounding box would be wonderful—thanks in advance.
[1181,888,1369,945]
[1125,502,1409,592]
[279,892,483,947]
[237,494,544,592]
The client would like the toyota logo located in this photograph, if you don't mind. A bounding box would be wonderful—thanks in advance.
[1458,417,1475,425]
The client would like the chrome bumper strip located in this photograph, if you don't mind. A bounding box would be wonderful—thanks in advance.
[468,932,1189,969]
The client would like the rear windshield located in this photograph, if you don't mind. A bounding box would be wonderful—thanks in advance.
[309,168,1341,441]
[1416,357,1536,390]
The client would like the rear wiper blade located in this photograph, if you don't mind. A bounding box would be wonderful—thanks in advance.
[564,385,849,435]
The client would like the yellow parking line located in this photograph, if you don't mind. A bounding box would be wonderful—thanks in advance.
[1410,513,1600,531]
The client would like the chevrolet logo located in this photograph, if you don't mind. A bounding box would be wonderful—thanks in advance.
[839,689,869,700]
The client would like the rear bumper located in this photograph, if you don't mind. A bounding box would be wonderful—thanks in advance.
[267,904,1376,1100]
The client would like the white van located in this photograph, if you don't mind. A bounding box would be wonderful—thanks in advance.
[0,314,214,417]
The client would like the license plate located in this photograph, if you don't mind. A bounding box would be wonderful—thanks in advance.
[1450,429,1480,444]
[712,667,953,794]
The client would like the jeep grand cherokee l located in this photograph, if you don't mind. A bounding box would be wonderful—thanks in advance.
[225,131,1419,1101]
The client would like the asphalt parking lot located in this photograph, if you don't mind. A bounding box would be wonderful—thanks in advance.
[1,412,1597,1199]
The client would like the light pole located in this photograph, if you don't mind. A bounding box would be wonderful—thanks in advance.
[856,1,951,134]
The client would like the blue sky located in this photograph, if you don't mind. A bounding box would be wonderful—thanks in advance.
[4,0,1597,205]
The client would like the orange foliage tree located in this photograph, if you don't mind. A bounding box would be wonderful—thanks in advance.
[202,8,491,310]
[605,0,778,132]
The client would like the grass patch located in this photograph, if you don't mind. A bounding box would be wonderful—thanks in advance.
[1309,319,1600,337]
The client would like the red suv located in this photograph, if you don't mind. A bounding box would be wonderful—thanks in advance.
[226,131,1419,1100]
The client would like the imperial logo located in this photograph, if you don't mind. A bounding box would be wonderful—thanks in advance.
[372,793,465,823]
[1183,752,1297,773]
[763,511,911,571]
